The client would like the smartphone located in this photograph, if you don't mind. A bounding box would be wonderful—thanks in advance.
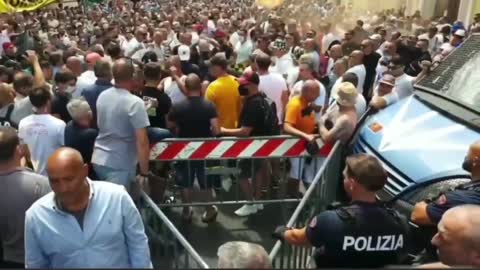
[315,138,324,149]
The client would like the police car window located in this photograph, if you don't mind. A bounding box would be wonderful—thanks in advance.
[441,52,480,111]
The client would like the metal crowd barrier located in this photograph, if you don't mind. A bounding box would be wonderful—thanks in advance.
[148,135,335,208]
[140,191,210,269]
[268,141,343,269]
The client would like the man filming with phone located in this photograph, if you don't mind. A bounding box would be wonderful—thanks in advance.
[283,80,320,197]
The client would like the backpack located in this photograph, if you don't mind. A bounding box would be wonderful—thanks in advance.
[260,93,280,136]
[0,104,16,129]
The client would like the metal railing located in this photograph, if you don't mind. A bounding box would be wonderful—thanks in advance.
[140,191,210,269]
[148,136,335,208]
[269,141,343,269]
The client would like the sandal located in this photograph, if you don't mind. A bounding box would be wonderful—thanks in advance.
[201,206,218,223]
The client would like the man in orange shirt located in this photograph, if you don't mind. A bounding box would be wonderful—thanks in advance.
[205,53,241,129]
[284,80,320,197]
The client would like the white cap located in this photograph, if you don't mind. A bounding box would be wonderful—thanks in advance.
[454,29,466,37]
[178,45,191,61]
[369,34,382,41]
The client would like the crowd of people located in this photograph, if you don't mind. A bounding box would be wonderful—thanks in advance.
[0,0,479,268]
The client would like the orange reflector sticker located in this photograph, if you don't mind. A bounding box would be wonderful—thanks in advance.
[369,123,383,133]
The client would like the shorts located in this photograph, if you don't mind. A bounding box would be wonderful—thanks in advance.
[289,157,326,184]
[175,161,214,189]
[238,159,266,179]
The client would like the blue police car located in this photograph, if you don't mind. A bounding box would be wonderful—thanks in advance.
[353,34,480,216]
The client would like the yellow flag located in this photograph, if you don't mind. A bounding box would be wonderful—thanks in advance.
[255,0,283,9]
[0,0,58,13]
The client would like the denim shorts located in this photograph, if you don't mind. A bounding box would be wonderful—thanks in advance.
[175,161,215,189]
[93,164,136,190]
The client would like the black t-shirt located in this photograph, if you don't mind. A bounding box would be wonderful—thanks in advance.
[240,93,269,137]
[426,181,480,224]
[51,92,72,123]
[363,52,382,94]
[168,96,217,138]
[142,86,172,129]
[306,201,408,268]
[64,120,98,163]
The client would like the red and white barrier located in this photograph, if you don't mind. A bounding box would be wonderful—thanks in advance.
[149,136,334,161]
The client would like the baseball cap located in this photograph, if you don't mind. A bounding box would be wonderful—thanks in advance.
[214,30,227,39]
[369,34,382,41]
[454,29,466,38]
[272,39,287,51]
[86,52,102,65]
[379,74,395,87]
[2,42,14,51]
[237,71,260,86]
[178,45,191,61]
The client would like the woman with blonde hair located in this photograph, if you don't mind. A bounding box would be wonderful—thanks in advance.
[0,82,16,128]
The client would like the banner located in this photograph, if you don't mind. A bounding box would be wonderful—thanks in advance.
[255,0,283,9]
[0,0,58,13]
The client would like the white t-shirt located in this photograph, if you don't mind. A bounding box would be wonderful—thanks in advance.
[270,53,295,77]
[345,64,366,94]
[259,73,288,124]
[164,76,187,105]
[291,80,326,121]
[394,74,415,99]
[418,33,442,56]
[440,42,455,55]
[75,70,97,98]
[235,40,254,65]
[18,114,65,176]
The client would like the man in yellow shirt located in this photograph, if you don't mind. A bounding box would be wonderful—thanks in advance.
[205,53,241,129]
[283,80,320,198]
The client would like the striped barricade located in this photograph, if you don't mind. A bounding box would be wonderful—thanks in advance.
[150,136,334,161]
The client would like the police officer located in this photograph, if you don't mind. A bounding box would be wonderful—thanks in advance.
[273,153,409,268]
[411,141,480,226]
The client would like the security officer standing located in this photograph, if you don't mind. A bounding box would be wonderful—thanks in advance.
[273,153,409,268]
[411,140,480,225]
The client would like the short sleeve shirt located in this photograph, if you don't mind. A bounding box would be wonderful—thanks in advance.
[92,87,150,170]
[239,94,268,136]
[284,96,316,134]
[205,75,240,129]
[426,188,480,224]
[168,97,217,138]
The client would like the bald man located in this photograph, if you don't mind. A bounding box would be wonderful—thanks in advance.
[167,74,219,222]
[25,148,152,268]
[65,56,82,77]
[346,50,366,94]
[76,53,103,97]
[326,44,343,75]
[419,205,480,268]
[92,58,150,192]
[411,141,480,226]
[303,39,320,73]
[284,79,320,197]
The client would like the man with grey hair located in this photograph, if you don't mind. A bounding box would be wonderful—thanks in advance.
[419,205,480,268]
[64,98,98,169]
[217,241,271,269]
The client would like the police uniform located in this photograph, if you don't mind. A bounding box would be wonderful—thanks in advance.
[426,181,480,224]
[305,201,409,268]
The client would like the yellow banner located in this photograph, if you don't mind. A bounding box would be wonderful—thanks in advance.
[0,0,57,13]
[256,0,283,9]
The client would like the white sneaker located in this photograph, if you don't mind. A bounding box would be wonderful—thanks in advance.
[235,204,257,217]
[256,204,264,211]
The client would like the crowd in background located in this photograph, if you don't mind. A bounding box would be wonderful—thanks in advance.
[0,0,479,268]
